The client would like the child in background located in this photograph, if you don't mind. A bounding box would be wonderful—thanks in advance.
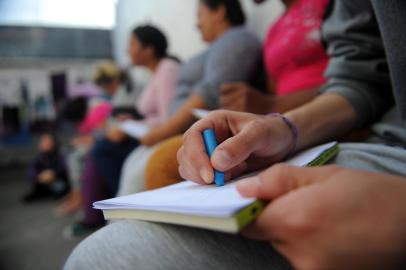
[23,133,69,202]
[56,96,112,215]
[93,62,143,120]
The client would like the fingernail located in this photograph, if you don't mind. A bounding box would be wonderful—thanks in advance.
[215,150,232,169]
[200,168,213,184]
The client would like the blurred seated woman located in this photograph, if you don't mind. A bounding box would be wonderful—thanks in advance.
[66,25,181,236]
[91,25,180,196]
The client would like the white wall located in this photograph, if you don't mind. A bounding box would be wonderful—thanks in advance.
[0,0,116,29]
[113,0,284,66]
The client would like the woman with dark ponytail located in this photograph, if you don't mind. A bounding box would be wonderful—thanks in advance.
[129,25,181,126]
[91,24,181,193]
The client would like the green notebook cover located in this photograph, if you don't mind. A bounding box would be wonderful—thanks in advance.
[234,142,339,231]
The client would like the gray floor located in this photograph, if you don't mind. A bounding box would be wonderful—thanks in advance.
[0,166,86,270]
[0,129,88,270]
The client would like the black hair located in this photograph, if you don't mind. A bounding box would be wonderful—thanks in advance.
[63,96,88,124]
[132,25,168,59]
[200,0,246,26]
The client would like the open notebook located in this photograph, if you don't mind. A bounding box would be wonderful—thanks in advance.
[119,120,150,139]
[94,142,339,233]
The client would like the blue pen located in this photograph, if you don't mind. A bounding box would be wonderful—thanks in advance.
[202,128,225,186]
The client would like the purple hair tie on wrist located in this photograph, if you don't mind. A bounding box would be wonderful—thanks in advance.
[267,113,298,158]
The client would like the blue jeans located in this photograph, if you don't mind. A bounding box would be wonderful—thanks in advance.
[91,137,139,196]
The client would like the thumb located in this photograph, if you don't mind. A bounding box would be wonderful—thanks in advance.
[236,164,341,200]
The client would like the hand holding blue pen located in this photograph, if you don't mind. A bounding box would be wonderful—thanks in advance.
[202,129,225,186]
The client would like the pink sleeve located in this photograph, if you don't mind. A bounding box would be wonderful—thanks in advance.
[138,59,180,126]
[78,102,112,134]
[137,78,154,119]
[263,0,329,96]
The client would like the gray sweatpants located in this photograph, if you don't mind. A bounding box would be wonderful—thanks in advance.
[64,143,406,270]
[332,143,406,175]
[64,221,291,270]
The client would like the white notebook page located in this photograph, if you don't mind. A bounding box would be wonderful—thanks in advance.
[94,142,337,217]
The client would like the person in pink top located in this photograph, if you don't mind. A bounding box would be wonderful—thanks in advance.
[77,99,113,135]
[130,26,179,126]
[136,58,179,127]
[95,25,180,192]
[62,96,113,138]
[220,0,329,114]
[106,25,180,140]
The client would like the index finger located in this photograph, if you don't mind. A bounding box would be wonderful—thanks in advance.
[180,111,233,184]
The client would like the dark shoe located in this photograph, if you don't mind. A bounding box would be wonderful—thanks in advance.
[22,186,52,203]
